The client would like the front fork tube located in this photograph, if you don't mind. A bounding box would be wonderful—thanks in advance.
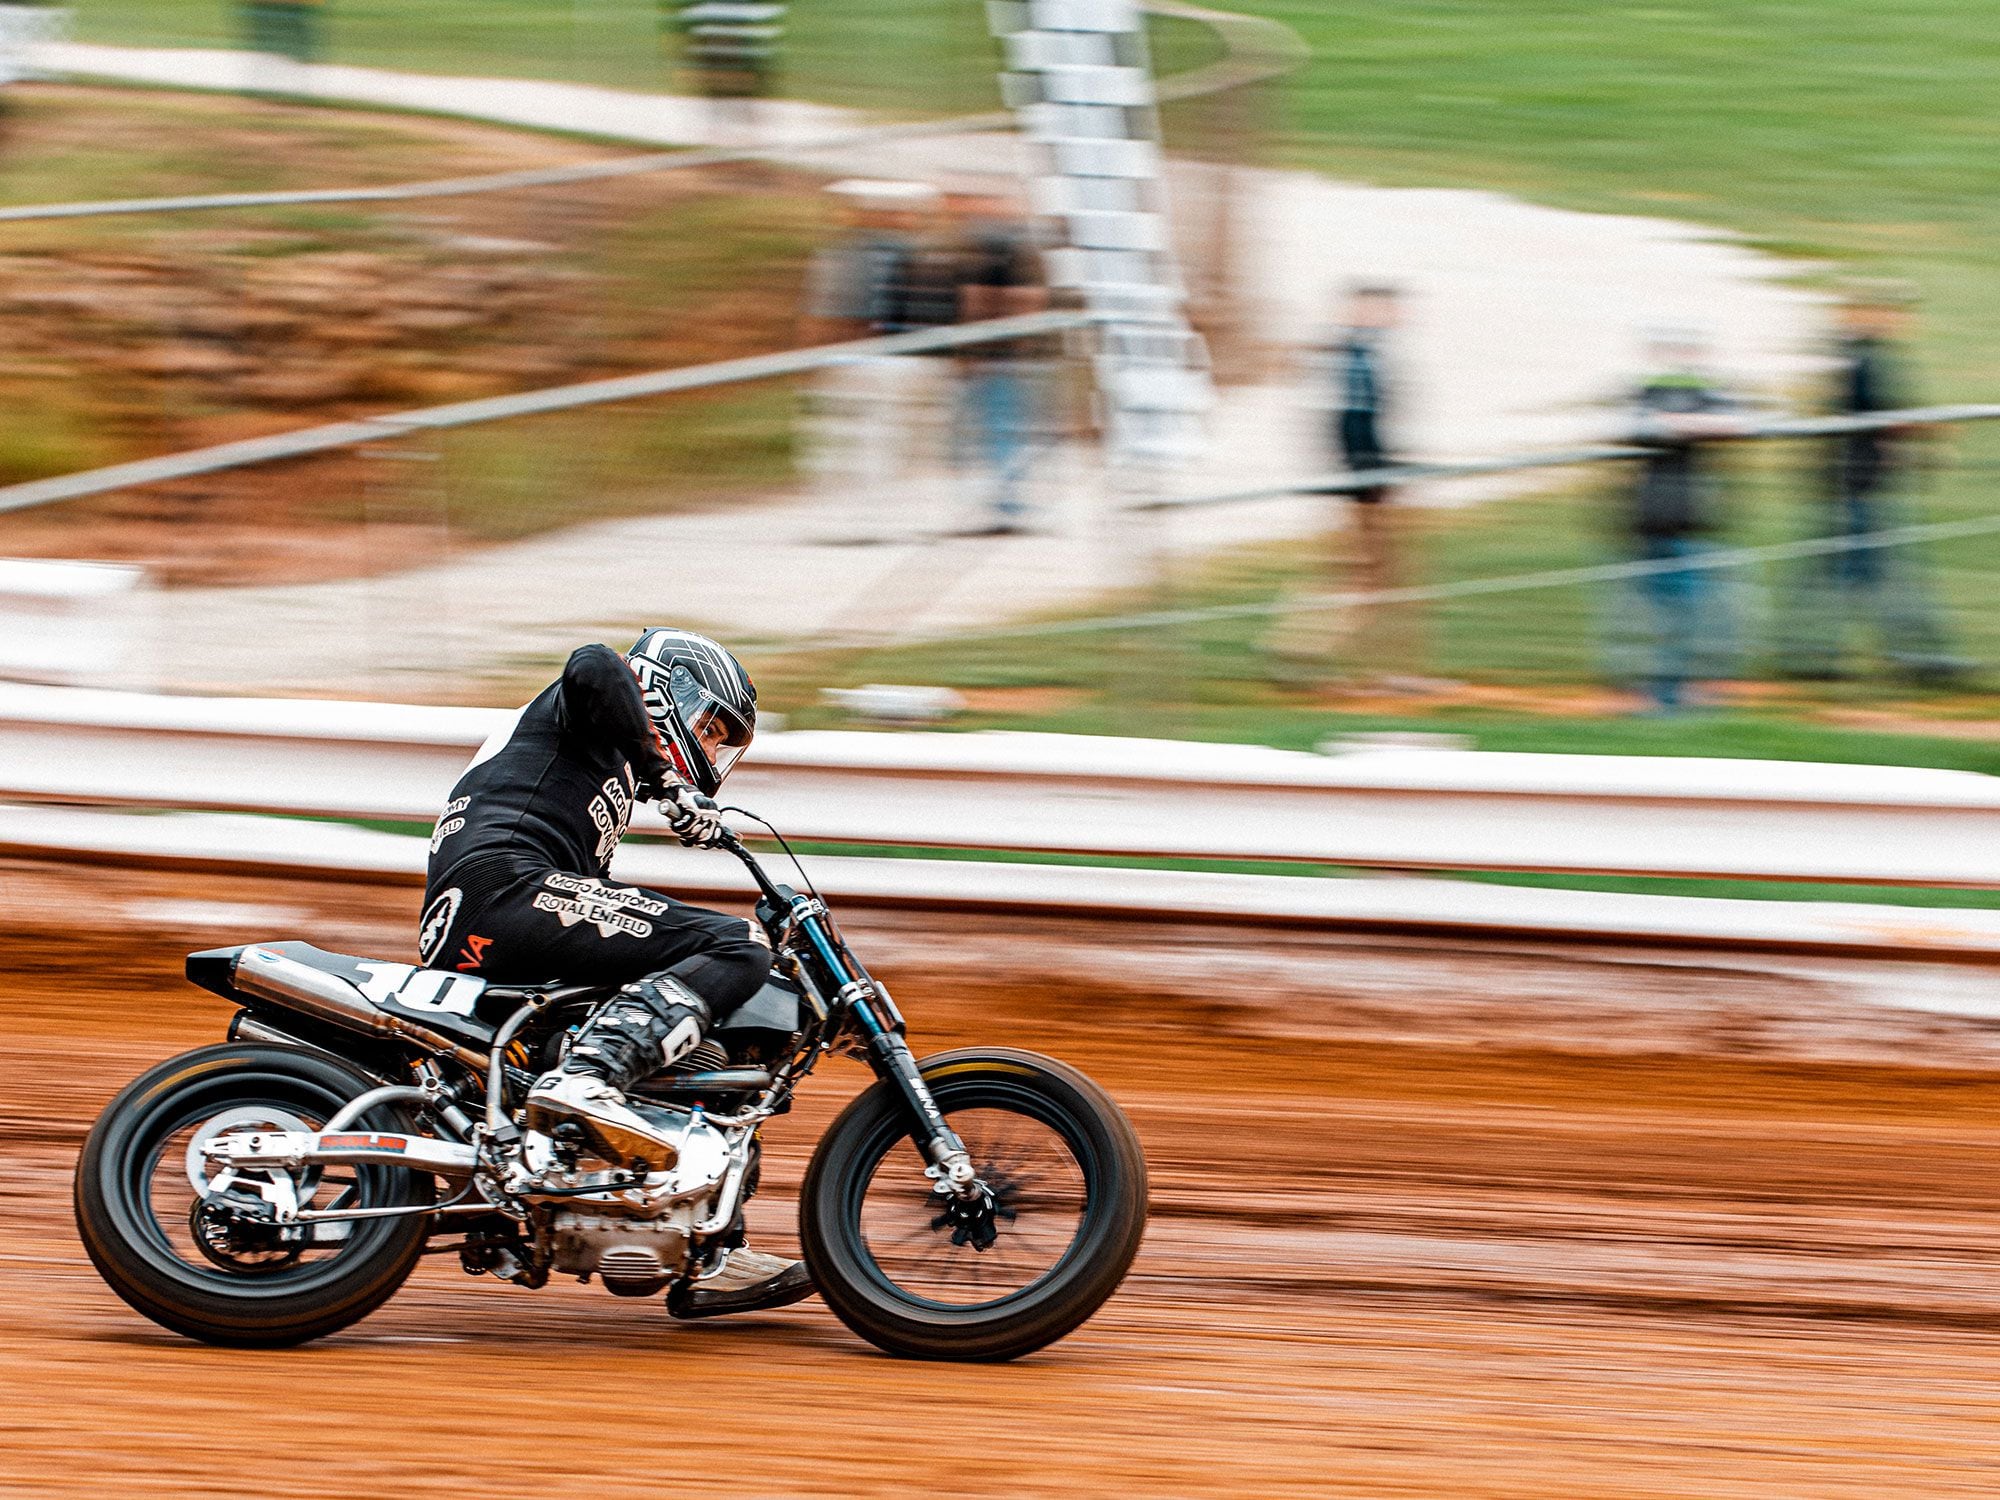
[813,904,980,1199]
[866,1030,981,1199]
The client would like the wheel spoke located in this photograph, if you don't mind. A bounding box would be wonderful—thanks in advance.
[970,1112,1026,1169]
[857,1097,1089,1308]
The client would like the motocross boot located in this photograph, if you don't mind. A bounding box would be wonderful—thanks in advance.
[525,976,711,1170]
[667,1249,817,1320]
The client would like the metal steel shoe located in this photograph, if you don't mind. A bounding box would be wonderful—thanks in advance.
[666,1248,816,1320]
[523,1070,683,1171]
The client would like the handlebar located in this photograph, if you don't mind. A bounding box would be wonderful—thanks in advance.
[716,822,789,908]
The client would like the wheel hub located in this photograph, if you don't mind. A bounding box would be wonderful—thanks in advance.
[184,1105,320,1204]
[930,1180,1009,1251]
[183,1105,323,1268]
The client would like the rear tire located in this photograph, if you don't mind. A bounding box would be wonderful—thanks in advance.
[800,1047,1146,1361]
[75,1043,435,1348]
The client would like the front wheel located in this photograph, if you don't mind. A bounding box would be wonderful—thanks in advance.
[74,1043,436,1347]
[800,1047,1146,1361]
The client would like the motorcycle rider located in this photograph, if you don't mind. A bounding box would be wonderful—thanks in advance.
[418,626,811,1318]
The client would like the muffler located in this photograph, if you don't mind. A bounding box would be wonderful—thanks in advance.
[230,946,488,1071]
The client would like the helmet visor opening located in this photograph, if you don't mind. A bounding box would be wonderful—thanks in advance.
[676,682,754,781]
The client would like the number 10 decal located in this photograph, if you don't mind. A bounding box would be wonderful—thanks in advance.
[354,962,483,1018]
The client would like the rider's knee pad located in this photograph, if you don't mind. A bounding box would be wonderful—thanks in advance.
[669,937,772,1017]
[621,972,714,1029]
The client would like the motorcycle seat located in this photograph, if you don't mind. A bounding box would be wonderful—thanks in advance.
[255,940,384,978]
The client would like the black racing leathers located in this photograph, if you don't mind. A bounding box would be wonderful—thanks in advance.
[416,645,771,1018]
[432,643,672,883]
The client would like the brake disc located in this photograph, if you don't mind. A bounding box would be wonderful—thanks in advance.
[184,1105,326,1272]
[184,1105,321,1207]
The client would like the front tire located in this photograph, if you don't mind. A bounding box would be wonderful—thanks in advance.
[75,1043,435,1347]
[800,1048,1146,1361]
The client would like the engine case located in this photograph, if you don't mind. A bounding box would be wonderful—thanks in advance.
[548,1212,693,1296]
[542,1113,735,1296]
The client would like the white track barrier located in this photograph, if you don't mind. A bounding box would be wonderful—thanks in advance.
[2,682,1996,957]
[1,685,1996,897]
[7,800,2000,959]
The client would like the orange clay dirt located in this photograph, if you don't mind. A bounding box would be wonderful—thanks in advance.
[5,856,2000,1498]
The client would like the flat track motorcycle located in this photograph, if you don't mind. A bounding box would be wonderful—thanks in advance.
[74,824,1147,1361]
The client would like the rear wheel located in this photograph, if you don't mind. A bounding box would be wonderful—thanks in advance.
[74,1043,435,1347]
[800,1048,1146,1361]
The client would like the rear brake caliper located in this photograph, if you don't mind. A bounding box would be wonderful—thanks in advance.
[187,1106,315,1223]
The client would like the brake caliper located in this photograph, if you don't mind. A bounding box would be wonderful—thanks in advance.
[929,1182,1000,1251]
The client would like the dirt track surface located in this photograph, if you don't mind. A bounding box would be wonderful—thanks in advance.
[5,859,2000,1497]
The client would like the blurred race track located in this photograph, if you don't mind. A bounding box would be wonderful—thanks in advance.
[6,858,2000,1498]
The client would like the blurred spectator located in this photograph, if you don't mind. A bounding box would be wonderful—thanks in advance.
[661,0,785,145]
[800,179,949,518]
[947,191,1050,536]
[1618,331,1745,712]
[1274,284,1430,685]
[802,180,936,344]
[1780,283,1965,685]
[239,0,324,64]
[1329,284,1398,504]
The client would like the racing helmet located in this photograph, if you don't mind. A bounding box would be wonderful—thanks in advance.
[626,628,758,797]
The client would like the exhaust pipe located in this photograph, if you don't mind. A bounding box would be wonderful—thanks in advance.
[231,947,488,1072]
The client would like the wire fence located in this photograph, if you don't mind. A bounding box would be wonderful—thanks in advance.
[4,6,1990,718]
[752,413,2000,732]
[0,310,1095,516]
[1130,403,2000,511]
[781,503,2000,652]
[6,280,1997,710]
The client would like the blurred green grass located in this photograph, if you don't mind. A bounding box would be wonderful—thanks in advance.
[70,0,1002,110]
[69,0,1223,116]
[424,382,800,541]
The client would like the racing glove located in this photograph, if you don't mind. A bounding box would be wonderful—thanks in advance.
[663,784,727,848]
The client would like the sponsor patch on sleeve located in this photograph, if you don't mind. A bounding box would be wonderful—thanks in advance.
[417,888,462,966]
